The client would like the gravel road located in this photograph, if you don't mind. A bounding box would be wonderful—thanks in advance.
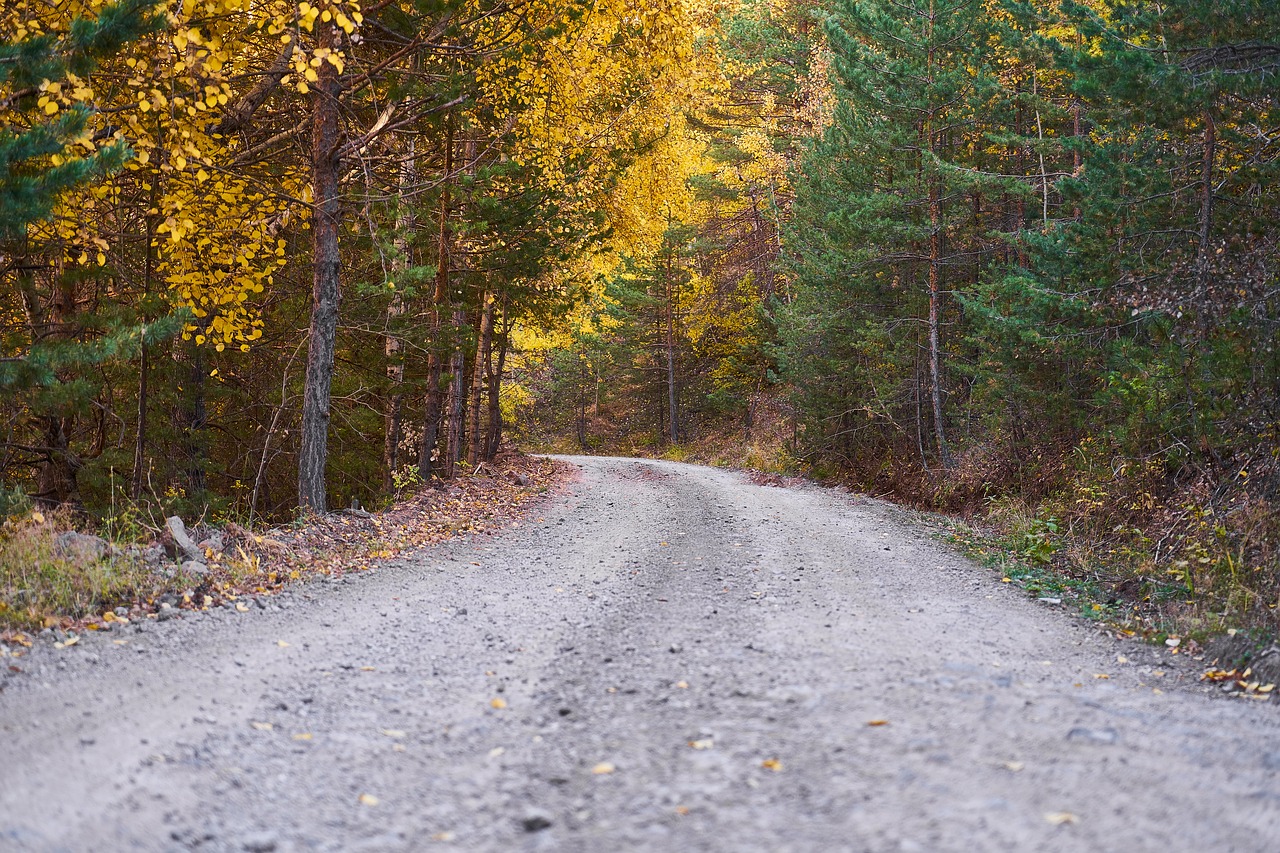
[3,455,1279,852]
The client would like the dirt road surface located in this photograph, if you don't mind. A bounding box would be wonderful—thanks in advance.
[3,456,1279,852]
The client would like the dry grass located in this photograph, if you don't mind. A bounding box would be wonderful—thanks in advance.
[1,453,570,640]
[0,510,184,632]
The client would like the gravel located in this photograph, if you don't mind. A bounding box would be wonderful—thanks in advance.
[2,455,1279,852]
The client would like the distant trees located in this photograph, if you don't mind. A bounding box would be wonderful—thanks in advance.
[776,0,1280,505]
[0,0,164,508]
[0,1,705,519]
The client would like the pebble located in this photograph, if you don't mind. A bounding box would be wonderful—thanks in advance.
[1066,726,1119,745]
[241,830,278,852]
[521,809,554,832]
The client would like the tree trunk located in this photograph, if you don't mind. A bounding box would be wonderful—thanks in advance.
[444,308,466,477]
[179,342,208,497]
[467,292,493,466]
[928,177,953,469]
[577,356,588,449]
[1197,107,1216,280]
[131,339,149,499]
[418,121,454,481]
[297,20,343,513]
[383,143,415,490]
[484,311,510,461]
[664,251,679,444]
[34,415,79,508]
[27,269,81,507]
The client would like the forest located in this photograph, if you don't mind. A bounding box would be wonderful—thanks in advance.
[2,0,1279,634]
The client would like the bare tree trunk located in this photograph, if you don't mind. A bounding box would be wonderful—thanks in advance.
[577,356,588,449]
[928,178,953,469]
[297,19,343,513]
[924,7,953,470]
[183,343,207,494]
[1197,108,1216,279]
[467,292,493,466]
[131,338,149,498]
[131,200,157,500]
[484,309,510,461]
[664,251,679,444]
[383,144,414,490]
[444,308,466,477]
[418,121,454,481]
[23,267,82,507]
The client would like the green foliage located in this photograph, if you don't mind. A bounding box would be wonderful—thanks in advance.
[0,0,161,238]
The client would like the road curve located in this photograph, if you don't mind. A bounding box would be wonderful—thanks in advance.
[2,455,1278,852]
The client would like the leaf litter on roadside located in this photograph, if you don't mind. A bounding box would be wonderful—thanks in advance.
[2,455,568,641]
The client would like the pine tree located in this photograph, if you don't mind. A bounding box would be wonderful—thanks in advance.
[0,0,164,506]
[782,0,1015,471]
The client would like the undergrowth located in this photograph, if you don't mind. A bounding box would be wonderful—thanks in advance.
[0,510,180,631]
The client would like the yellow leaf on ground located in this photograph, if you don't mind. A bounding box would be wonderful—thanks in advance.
[381,729,406,738]
[359,793,379,806]
[251,721,273,731]
[591,762,616,775]
[761,758,783,771]
[235,602,249,612]
[867,719,889,726]
[1003,761,1025,772]
[688,739,714,750]
[292,733,312,741]
[490,697,507,709]
[1045,812,1078,825]
[276,640,290,647]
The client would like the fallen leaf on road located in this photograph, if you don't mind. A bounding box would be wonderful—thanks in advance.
[688,739,714,750]
[592,762,616,775]
[675,805,690,816]
[867,719,889,726]
[55,635,79,649]
[488,747,505,757]
[1116,655,1129,664]
[276,640,290,647]
[361,666,376,671]
[1003,761,1024,772]
[381,729,406,738]
[675,680,689,689]
[432,831,456,842]
[235,602,249,612]
[761,758,783,771]
[359,794,379,806]
[251,721,274,731]
[1045,812,1078,826]
[490,697,507,709]
[292,733,313,741]
[1001,577,1012,583]
[1093,674,1110,679]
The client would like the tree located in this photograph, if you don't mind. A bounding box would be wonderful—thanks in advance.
[783,0,1014,470]
[0,0,164,506]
